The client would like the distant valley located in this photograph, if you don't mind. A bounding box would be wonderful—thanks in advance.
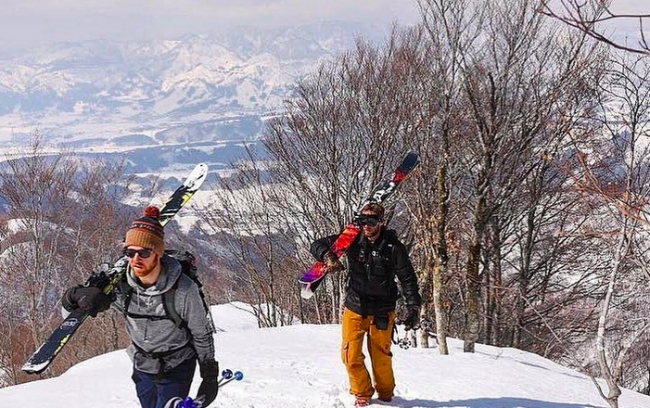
[0,22,388,175]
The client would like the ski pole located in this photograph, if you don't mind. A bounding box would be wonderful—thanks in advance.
[164,370,244,408]
[398,329,411,349]
[218,368,233,385]
[219,370,244,387]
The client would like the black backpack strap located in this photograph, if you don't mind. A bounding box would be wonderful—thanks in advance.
[163,284,186,329]
[384,242,396,271]
[118,279,134,318]
[121,275,179,324]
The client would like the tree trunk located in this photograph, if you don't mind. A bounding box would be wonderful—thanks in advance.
[433,164,449,354]
[595,232,628,408]
[483,250,492,345]
[465,194,486,352]
[512,205,536,347]
[432,263,449,354]
[420,263,434,349]
[489,221,503,346]
[465,240,482,352]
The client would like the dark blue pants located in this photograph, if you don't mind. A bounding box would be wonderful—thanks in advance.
[133,358,197,408]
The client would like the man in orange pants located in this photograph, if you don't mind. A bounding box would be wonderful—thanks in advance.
[311,203,421,407]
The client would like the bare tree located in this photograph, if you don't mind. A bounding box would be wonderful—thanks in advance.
[201,146,303,328]
[412,0,485,353]
[432,0,603,353]
[263,31,426,323]
[0,137,81,367]
[561,52,650,407]
[0,135,134,384]
[539,0,650,54]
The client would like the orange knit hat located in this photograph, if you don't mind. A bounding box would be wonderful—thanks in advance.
[124,206,165,256]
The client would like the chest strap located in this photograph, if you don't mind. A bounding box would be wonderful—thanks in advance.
[123,286,185,328]
[132,341,192,379]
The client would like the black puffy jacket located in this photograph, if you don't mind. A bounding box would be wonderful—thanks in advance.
[310,228,421,317]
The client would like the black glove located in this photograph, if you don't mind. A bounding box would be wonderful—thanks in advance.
[62,286,112,317]
[196,359,219,407]
[403,306,420,330]
[323,251,344,273]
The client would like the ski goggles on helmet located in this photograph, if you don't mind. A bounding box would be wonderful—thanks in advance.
[357,214,381,227]
[123,248,154,259]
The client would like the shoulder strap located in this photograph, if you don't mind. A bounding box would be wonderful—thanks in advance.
[376,236,389,253]
[119,277,134,318]
[161,249,215,332]
[163,281,187,329]
[379,238,397,280]
[120,270,184,326]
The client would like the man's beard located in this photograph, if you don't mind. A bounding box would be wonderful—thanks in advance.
[363,226,381,240]
[132,260,157,278]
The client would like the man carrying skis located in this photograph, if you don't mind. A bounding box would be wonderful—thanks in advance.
[61,207,218,408]
[310,203,421,407]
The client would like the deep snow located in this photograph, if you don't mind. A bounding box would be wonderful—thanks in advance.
[1,302,648,408]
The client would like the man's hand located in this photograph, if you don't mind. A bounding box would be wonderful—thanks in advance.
[323,251,344,273]
[196,359,219,407]
[62,286,112,317]
[403,306,420,330]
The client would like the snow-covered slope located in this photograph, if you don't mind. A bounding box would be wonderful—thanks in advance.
[1,303,649,408]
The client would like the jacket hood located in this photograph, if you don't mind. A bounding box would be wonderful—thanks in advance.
[126,254,181,295]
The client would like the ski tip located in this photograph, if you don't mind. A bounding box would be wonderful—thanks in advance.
[404,150,421,166]
[300,284,314,299]
[22,344,52,374]
[184,163,209,188]
[21,361,50,375]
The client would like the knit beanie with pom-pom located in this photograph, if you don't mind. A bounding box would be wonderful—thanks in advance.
[124,206,165,256]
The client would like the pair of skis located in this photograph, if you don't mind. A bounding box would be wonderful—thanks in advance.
[22,164,209,375]
[298,151,421,299]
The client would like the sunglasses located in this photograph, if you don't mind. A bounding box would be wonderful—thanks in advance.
[123,248,154,259]
[358,214,381,227]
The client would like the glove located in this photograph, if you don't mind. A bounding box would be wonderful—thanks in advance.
[196,359,219,407]
[323,251,344,273]
[403,306,420,330]
[62,286,112,317]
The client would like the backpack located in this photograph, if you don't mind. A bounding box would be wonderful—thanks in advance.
[119,249,216,333]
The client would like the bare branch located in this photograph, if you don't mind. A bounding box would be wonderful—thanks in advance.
[538,0,650,54]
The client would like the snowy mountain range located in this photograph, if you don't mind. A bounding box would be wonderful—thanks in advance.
[1,302,649,408]
[0,22,387,159]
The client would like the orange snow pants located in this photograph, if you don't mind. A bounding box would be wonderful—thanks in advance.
[341,308,396,400]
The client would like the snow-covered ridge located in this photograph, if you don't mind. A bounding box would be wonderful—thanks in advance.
[1,302,648,408]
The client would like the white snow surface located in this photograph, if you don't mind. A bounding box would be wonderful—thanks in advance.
[1,302,649,408]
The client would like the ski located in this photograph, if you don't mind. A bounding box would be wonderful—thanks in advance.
[22,163,209,375]
[299,151,420,299]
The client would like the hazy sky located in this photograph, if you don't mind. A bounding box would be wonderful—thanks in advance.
[0,0,647,55]
[0,0,420,54]
[546,0,650,46]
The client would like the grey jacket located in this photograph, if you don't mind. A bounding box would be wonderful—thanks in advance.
[112,254,215,374]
